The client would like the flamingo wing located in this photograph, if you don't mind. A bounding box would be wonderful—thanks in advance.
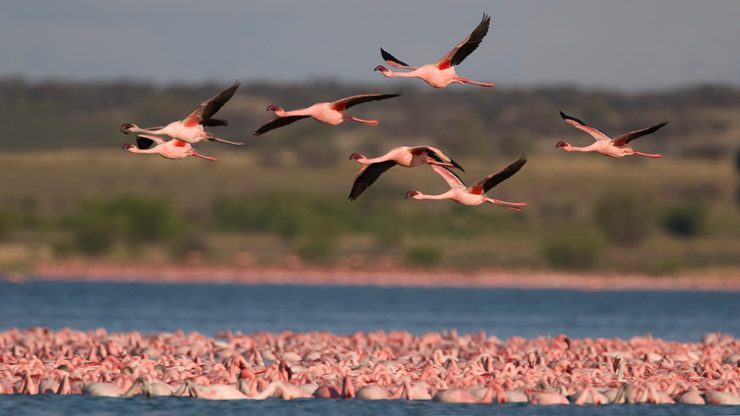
[414,146,465,172]
[430,165,466,189]
[435,14,491,69]
[560,111,611,142]
[184,81,240,125]
[612,121,668,147]
[135,134,165,149]
[473,154,527,194]
[253,115,310,136]
[348,161,398,201]
[331,93,401,111]
[380,48,416,70]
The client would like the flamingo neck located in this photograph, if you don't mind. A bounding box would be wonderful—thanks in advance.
[562,144,595,152]
[127,147,158,155]
[413,192,452,201]
[129,125,167,135]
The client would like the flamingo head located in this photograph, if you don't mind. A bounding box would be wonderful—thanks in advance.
[266,104,281,112]
[374,65,391,76]
[405,191,420,199]
[121,144,135,151]
[555,140,570,149]
[348,152,365,161]
[120,123,135,134]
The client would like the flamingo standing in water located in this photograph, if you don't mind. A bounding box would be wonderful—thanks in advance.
[406,155,528,211]
[348,145,464,200]
[254,93,401,136]
[122,134,216,161]
[120,81,244,146]
[374,14,494,88]
[556,111,667,158]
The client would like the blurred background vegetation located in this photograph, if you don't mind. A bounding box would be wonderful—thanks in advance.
[0,78,738,277]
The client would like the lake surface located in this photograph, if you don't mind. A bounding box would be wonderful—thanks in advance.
[0,279,738,415]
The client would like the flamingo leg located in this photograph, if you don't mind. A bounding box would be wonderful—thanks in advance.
[455,76,495,87]
[208,135,246,146]
[190,151,217,161]
[349,116,379,126]
[632,150,662,158]
[488,199,528,211]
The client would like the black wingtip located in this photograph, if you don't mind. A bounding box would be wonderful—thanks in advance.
[560,110,587,126]
[451,159,465,173]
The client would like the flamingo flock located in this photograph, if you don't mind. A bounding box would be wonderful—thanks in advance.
[117,13,668,211]
[2,328,738,405]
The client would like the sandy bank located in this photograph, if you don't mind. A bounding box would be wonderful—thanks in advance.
[22,262,740,292]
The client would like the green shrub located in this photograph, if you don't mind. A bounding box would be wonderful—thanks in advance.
[661,202,706,237]
[66,196,182,255]
[542,233,602,270]
[295,235,336,263]
[594,191,651,246]
[405,244,442,267]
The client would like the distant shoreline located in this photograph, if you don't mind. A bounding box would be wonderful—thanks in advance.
[18,262,740,292]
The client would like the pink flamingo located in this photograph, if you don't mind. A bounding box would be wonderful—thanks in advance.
[254,93,401,136]
[122,134,217,161]
[375,14,494,88]
[121,81,244,146]
[406,155,528,211]
[432,382,497,404]
[556,111,667,158]
[348,145,464,200]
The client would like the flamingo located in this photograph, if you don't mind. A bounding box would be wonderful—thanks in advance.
[406,155,528,211]
[122,134,217,161]
[348,145,464,201]
[120,81,244,146]
[374,14,494,88]
[556,111,667,158]
[254,93,401,136]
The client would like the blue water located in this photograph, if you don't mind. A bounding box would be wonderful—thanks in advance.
[0,279,738,415]
[1,280,737,340]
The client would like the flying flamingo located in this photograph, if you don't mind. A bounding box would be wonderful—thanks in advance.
[254,93,401,136]
[556,111,667,158]
[348,145,464,200]
[406,155,528,211]
[374,14,494,88]
[120,81,244,146]
[122,134,217,161]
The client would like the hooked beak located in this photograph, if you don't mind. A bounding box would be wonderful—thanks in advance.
[120,123,133,134]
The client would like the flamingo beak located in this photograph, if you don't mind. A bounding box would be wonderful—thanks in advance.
[120,123,133,134]
[555,140,567,148]
[405,191,418,199]
[266,104,278,112]
[374,65,386,72]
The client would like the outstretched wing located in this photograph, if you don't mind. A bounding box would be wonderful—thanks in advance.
[472,154,527,194]
[560,111,611,142]
[413,146,465,172]
[135,134,164,149]
[253,116,310,136]
[430,165,466,189]
[331,93,401,111]
[380,48,416,70]
[348,161,398,201]
[612,122,668,147]
[184,81,240,125]
[435,14,491,69]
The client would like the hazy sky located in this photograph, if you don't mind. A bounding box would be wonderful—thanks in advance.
[2,0,739,89]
